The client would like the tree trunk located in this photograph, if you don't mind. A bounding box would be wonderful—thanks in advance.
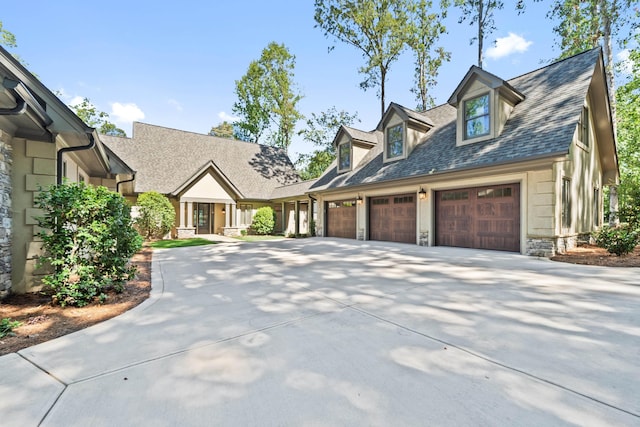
[478,1,484,67]
[380,66,386,118]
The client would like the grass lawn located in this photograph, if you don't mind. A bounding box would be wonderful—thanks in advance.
[233,235,286,242]
[150,238,218,249]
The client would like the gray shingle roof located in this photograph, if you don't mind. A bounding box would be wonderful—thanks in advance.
[343,126,380,145]
[312,48,601,192]
[102,122,300,199]
[270,179,319,200]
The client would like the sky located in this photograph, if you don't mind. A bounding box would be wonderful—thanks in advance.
[1,1,634,161]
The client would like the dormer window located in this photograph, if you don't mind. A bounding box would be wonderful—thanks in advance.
[464,93,490,139]
[386,124,404,159]
[338,141,351,172]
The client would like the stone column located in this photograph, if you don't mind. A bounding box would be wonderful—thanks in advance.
[609,185,619,226]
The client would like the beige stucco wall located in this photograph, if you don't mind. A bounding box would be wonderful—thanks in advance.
[182,172,234,200]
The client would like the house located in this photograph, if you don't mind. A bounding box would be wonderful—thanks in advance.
[102,123,311,238]
[309,48,618,256]
[0,46,134,295]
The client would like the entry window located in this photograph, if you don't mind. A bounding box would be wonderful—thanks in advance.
[239,204,253,225]
[464,94,490,139]
[338,142,351,172]
[386,124,404,159]
[562,178,571,229]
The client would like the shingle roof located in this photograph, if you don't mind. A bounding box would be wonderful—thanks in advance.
[312,48,601,192]
[270,179,319,200]
[102,122,300,199]
[343,126,380,145]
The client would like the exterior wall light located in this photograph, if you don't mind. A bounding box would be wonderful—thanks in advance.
[418,188,427,200]
[356,195,363,205]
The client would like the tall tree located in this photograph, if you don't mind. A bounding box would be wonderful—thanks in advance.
[406,0,450,111]
[296,107,360,180]
[233,42,302,151]
[209,121,235,139]
[314,0,409,117]
[232,61,271,144]
[455,1,527,68]
[545,0,637,223]
[70,98,126,137]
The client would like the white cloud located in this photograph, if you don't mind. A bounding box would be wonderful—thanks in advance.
[616,49,632,75]
[486,33,533,60]
[218,111,239,123]
[69,96,85,107]
[168,99,183,111]
[110,102,145,124]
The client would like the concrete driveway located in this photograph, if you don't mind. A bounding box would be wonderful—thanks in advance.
[1,238,639,426]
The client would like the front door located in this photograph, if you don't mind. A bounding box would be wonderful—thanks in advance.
[194,203,212,234]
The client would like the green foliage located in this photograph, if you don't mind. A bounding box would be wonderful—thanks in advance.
[70,98,126,137]
[314,0,410,117]
[233,42,303,150]
[209,121,236,139]
[135,191,176,240]
[251,206,276,235]
[0,318,21,338]
[309,219,317,237]
[296,107,360,179]
[150,238,217,249]
[0,21,17,48]
[406,0,450,111]
[241,229,248,236]
[594,224,639,256]
[35,182,142,307]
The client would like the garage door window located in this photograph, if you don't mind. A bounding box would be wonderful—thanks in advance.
[478,187,512,198]
[394,196,414,204]
[441,191,469,201]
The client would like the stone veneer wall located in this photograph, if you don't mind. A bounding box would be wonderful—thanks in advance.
[0,132,12,297]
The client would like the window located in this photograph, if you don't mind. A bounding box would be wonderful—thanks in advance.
[62,161,68,179]
[386,124,403,159]
[464,94,490,139]
[338,142,351,171]
[78,174,86,183]
[578,106,589,147]
[562,178,571,229]
[478,187,512,199]
[594,188,600,227]
[394,196,413,204]
[441,191,469,201]
[239,204,253,225]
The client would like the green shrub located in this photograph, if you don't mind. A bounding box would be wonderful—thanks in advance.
[35,182,143,307]
[240,229,247,236]
[251,206,275,235]
[0,318,21,338]
[135,191,175,239]
[594,224,639,256]
[309,219,316,237]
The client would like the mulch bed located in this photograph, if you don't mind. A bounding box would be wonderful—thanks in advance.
[550,244,640,267]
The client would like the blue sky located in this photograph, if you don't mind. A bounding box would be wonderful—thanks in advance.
[1,1,632,160]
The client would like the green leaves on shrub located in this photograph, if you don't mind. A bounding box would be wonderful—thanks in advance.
[594,224,639,256]
[251,206,275,235]
[135,191,176,239]
[0,318,21,338]
[35,182,143,307]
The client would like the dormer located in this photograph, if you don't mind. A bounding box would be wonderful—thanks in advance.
[448,66,524,146]
[377,103,433,163]
[333,125,378,174]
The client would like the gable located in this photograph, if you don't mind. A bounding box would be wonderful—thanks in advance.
[181,170,235,201]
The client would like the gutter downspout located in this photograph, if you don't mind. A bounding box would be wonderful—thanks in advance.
[116,173,136,193]
[0,97,26,115]
[56,133,95,185]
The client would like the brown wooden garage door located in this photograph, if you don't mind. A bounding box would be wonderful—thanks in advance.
[326,200,356,239]
[369,194,416,244]
[436,183,520,252]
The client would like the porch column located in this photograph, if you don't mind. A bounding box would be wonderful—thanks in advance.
[187,202,194,228]
[179,201,186,228]
[295,200,300,235]
[231,204,237,227]
[225,203,230,227]
[281,202,286,233]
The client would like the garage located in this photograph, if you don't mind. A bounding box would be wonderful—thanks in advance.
[436,183,520,252]
[326,200,356,239]
[369,194,416,244]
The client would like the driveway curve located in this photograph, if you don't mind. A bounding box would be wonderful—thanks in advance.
[2,238,639,426]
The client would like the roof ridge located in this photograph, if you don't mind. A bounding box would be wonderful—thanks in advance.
[133,121,287,152]
[504,47,600,83]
